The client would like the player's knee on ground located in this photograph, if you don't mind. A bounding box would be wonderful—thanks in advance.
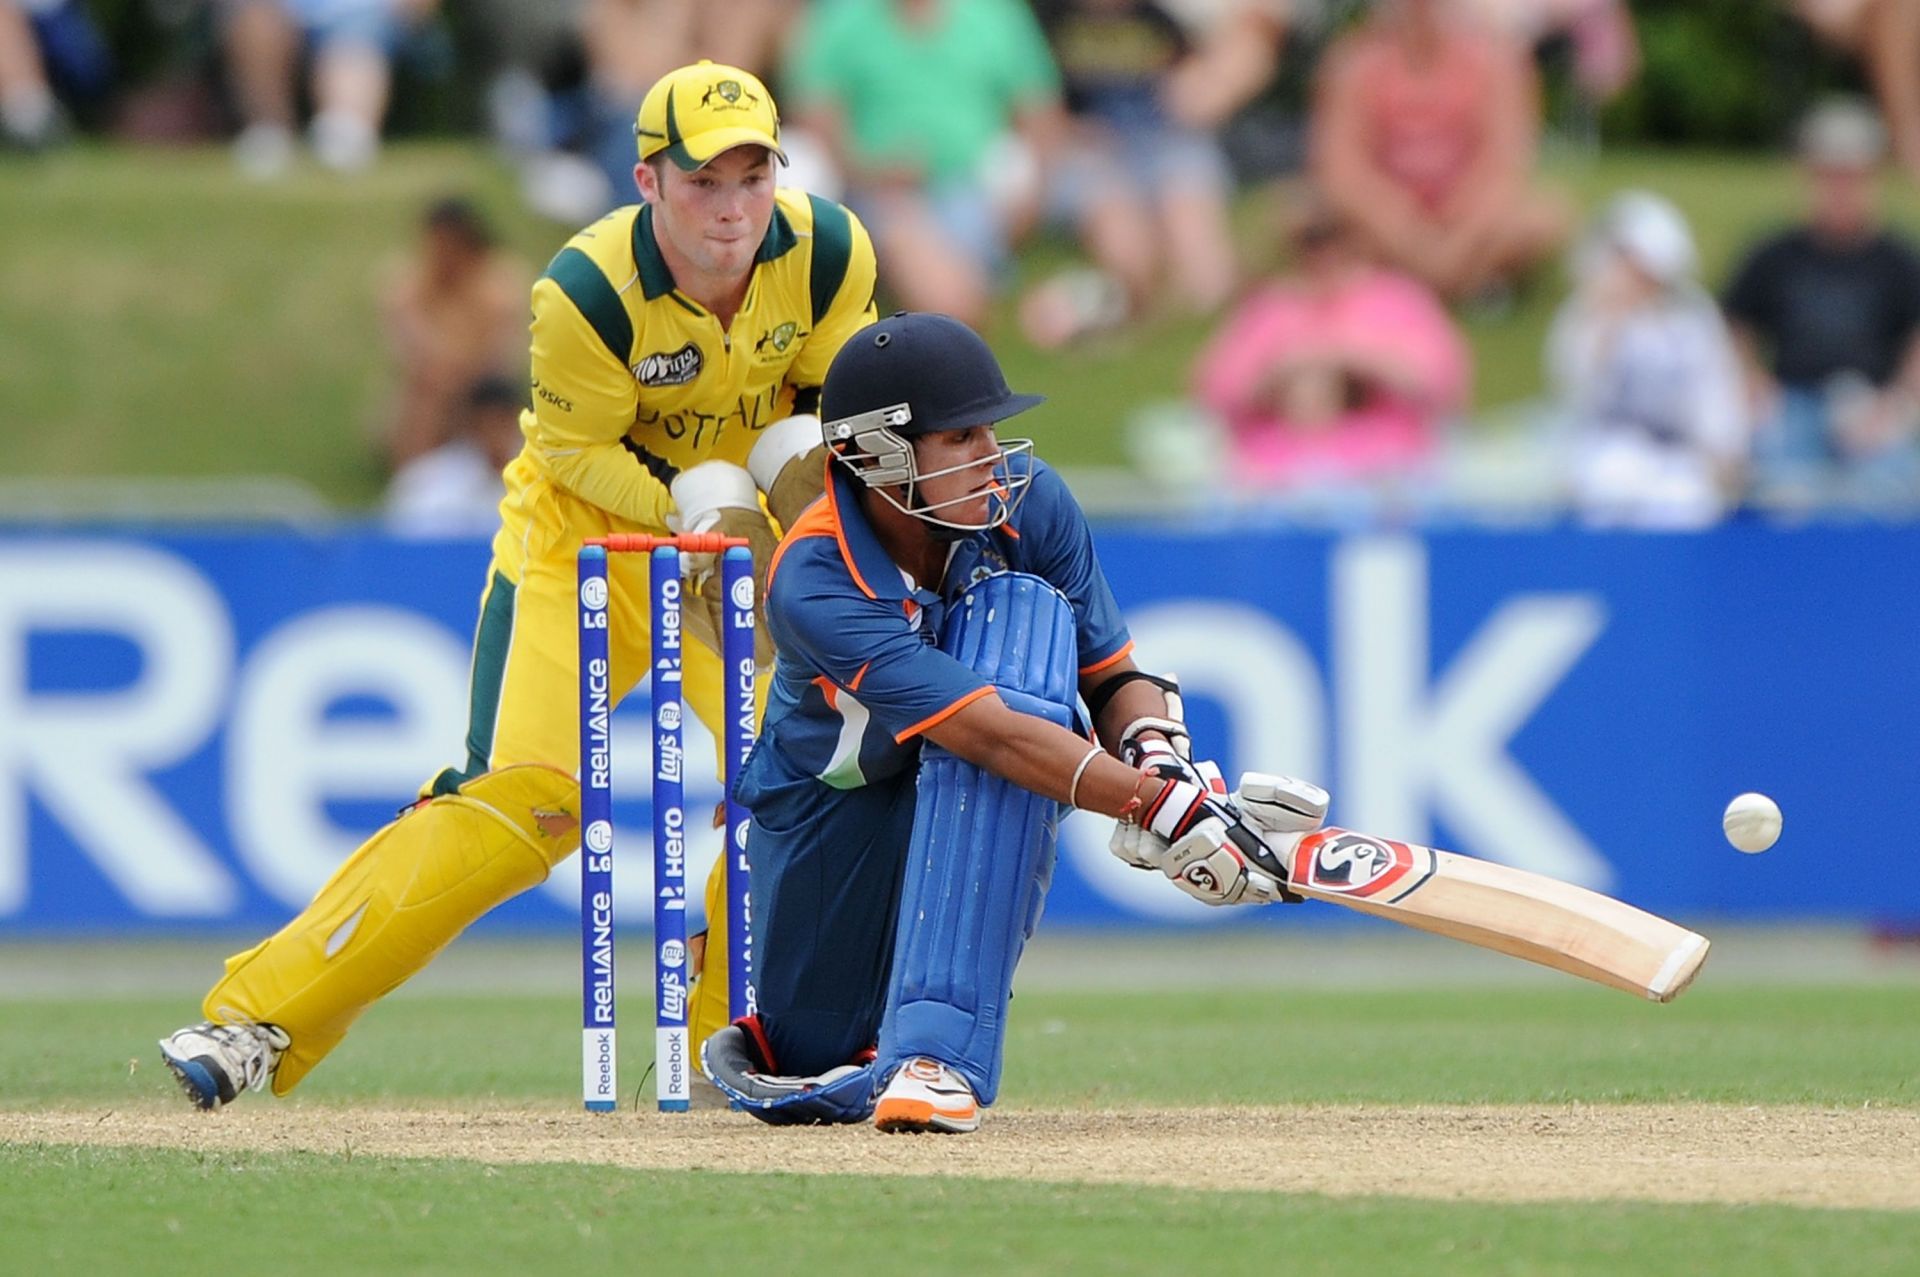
[745,763,922,1079]
[701,1022,878,1125]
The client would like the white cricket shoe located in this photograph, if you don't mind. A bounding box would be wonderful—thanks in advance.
[873,1057,981,1134]
[232,122,294,181]
[309,110,378,173]
[158,1020,290,1110]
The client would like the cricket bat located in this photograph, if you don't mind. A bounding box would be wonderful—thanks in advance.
[1252,820,1710,1003]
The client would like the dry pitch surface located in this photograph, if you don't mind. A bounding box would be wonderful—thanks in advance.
[7,1104,1915,1211]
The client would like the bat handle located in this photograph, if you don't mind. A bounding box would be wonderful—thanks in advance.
[1223,820,1307,902]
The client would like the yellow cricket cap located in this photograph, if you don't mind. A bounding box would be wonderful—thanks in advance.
[634,61,786,171]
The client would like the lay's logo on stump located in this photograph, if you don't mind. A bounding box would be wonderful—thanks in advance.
[1290,829,1434,902]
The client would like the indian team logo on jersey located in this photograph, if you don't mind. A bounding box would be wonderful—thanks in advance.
[634,343,704,387]
[966,548,1009,586]
[1290,829,1429,900]
[754,321,800,359]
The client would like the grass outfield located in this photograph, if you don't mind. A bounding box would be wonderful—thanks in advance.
[6,1145,1918,1277]
[3,947,1918,1274]
[11,144,1920,509]
[7,985,1920,1108]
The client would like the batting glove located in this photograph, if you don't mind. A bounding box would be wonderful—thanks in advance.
[1231,773,1333,865]
[1110,761,1298,906]
[1116,677,1192,768]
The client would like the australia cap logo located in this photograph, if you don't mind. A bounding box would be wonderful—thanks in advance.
[700,79,756,111]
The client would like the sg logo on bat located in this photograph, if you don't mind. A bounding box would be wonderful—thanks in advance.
[1289,829,1435,902]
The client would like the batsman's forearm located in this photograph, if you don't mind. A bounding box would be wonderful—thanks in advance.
[925,695,1148,815]
[1091,677,1176,754]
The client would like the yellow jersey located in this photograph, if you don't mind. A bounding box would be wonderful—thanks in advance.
[513,187,878,530]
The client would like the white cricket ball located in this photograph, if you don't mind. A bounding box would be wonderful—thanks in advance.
[1722,792,1782,853]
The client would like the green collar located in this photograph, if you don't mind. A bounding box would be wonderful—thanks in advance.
[631,205,677,301]
[633,202,799,303]
[756,204,798,263]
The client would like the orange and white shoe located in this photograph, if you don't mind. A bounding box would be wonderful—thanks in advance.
[873,1057,981,1134]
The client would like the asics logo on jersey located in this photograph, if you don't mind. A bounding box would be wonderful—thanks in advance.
[634,343,704,387]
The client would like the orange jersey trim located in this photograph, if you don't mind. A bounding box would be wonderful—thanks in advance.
[893,685,996,743]
[810,661,870,708]
[989,481,1019,539]
[822,465,878,600]
[1079,640,1134,676]
[765,498,836,598]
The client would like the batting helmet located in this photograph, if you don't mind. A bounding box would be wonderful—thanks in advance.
[821,313,1042,531]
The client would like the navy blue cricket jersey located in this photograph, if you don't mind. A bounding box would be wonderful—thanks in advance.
[745,454,1132,790]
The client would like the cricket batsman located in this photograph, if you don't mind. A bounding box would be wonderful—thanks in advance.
[700,313,1331,1132]
[159,60,878,1108]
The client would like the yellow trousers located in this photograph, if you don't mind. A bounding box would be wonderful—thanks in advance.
[204,457,755,1092]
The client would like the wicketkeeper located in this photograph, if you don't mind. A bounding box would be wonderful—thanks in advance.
[159,60,878,1108]
[701,312,1331,1132]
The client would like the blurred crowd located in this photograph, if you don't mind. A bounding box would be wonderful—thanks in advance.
[10,0,1920,527]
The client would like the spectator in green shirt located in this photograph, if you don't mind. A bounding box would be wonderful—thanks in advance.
[784,0,1068,329]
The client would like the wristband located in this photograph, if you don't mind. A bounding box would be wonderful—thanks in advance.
[1117,770,1158,825]
[1067,744,1104,810]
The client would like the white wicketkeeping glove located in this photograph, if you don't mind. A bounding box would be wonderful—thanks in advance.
[667,460,779,666]
[746,414,824,521]
[1109,760,1292,907]
[667,460,762,586]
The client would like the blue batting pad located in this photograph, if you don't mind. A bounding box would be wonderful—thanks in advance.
[877,572,1078,1104]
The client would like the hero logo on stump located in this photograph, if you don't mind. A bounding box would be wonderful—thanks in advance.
[1290,830,1428,900]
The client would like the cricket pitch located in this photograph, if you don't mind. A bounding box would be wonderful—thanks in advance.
[6,1103,1915,1210]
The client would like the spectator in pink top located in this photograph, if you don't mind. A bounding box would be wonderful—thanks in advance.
[1311,0,1570,302]
[1193,194,1470,486]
